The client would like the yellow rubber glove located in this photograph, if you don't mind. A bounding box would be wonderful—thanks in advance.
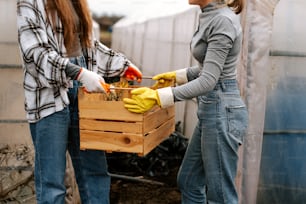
[123,87,160,113]
[123,64,143,83]
[152,71,176,89]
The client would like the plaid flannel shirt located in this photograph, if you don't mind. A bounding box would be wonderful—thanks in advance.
[17,0,131,122]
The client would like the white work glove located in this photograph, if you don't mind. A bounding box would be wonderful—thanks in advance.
[77,68,106,93]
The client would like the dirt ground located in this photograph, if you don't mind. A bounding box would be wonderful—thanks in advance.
[107,132,187,204]
[109,167,182,204]
[1,132,187,204]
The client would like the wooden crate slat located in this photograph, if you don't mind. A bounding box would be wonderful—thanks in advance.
[78,89,144,121]
[143,117,176,156]
[79,102,143,122]
[80,130,144,153]
[78,87,176,156]
[79,118,143,133]
[143,106,175,133]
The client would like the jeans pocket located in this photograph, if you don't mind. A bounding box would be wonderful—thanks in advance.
[197,100,217,120]
[226,105,248,145]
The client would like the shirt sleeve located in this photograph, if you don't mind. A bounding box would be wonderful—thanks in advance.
[92,40,132,78]
[17,0,69,87]
[173,16,235,101]
[186,65,201,81]
[66,62,81,79]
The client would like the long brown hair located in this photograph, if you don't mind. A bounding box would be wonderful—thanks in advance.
[226,0,244,14]
[46,0,93,53]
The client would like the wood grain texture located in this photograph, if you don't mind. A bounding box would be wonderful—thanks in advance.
[78,88,175,156]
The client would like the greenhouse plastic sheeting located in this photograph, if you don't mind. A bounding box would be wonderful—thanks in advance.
[257,0,306,203]
[237,0,279,204]
[112,6,199,138]
[111,0,306,203]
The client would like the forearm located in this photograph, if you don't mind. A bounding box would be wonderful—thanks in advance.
[173,64,221,101]
[66,62,81,80]
[22,46,70,86]
[186,65,201,81]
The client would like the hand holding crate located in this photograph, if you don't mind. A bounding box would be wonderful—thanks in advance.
[78,78,175,156]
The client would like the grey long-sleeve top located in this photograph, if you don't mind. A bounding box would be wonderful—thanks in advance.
[172,3,242,101]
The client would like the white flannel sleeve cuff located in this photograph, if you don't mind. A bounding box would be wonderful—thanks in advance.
[176,68,188,85]
[156,87,174,108]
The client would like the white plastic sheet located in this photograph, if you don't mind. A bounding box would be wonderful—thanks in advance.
[112,7,199,136]
[111,2,296,203]
[237,1,279,203]
[256,0,306,203]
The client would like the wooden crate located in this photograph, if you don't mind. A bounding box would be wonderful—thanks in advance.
[78,89,175,156]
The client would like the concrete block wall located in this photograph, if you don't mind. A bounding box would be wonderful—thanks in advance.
[0,0,22,67]
[0,1,101,145]
[0,0,31,145]
[0,68,31,144]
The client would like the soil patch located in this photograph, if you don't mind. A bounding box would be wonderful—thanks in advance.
[1,131,187,203]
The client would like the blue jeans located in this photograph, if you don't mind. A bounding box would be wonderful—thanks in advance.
[30,56,110,204]
[177,80,248,204]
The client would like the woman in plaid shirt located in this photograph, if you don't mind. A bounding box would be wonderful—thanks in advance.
[17,0,142,203]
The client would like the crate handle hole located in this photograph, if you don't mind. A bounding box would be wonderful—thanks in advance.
[123,137,131,144]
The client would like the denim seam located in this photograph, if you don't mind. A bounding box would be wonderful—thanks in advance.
[37,149,43,202]
[216,100,226,203]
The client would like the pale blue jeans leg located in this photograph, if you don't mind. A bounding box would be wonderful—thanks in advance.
[177,122,207,203]
[30,55,111,204]
[68,56,110,204]
[177,80,248,204]
[30,107,70,204]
